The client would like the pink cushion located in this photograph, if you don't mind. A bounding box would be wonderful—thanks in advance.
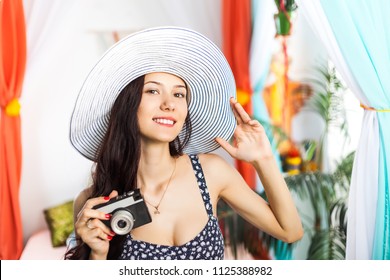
[20,229,67,260]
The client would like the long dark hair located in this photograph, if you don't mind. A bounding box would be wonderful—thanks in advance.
[65,74,192,259]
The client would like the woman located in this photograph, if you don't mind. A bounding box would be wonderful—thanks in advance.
[65,27,303,260]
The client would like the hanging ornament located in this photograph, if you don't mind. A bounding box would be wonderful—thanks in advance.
[273,0,298,36]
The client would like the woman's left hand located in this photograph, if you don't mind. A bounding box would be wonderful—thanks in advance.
[216,98,273,164]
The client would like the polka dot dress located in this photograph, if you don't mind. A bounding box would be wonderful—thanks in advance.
[120,154,224,260]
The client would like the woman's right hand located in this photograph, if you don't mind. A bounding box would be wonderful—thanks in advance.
[75,190,118,259]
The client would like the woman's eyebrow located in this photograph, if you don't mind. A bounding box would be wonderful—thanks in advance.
[144,81,161,85]
[144,81,186,89]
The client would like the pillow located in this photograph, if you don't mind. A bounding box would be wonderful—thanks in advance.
[43,200,74,247]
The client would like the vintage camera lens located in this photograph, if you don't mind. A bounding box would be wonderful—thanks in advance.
[117,220,127,229]
[110,209,135,235]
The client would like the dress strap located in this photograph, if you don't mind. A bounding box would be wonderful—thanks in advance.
[188,154,214,217]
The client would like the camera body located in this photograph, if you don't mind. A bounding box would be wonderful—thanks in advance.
[93,189,152,235]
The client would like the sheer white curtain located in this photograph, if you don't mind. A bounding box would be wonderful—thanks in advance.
[297,0,380,259]
[23,0,80,76]
[20,0,91,243]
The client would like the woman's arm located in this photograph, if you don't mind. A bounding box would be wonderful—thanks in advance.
[214,98,304,243]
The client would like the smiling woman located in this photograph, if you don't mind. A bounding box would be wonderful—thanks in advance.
[65,26,303,260]
[138,73,189,144]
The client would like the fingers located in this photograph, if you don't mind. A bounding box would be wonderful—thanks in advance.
[83,196,110,212]
[85,218,115,237]
[77,196,110,222]
[76,214,115,244]
[108,190,118,199]
[75,195,116,240]
[230,98,242,124]
[81,222,114,243]
[86,219,94,229]
[215,137,236,158]
[76,220,114,244]
[230,98,252,125]
[248,119,262,127]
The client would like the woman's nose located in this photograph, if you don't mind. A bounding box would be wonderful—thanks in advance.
[160,96,175,111]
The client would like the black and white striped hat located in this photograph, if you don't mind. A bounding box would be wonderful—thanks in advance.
[70,26,236,161]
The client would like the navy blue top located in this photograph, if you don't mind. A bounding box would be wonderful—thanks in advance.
[120,154,224,260]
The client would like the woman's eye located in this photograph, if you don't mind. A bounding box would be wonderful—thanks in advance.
[174,93,186,98]
[146,89,159,94]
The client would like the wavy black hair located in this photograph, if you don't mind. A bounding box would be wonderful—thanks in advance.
[65,75,192,259]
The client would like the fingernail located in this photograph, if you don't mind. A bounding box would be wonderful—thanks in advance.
[107,235,113,241]
[105,214,111,219]
[110,231,116,236]
[103,196,110,200]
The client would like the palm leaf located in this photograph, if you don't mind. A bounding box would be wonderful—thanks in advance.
[333,151,355,186]
[217,150,354,260]
[301,63,349,171]
[307,228,346,260]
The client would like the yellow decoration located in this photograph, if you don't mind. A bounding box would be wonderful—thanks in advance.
[269,82,283,125]
[286,157,302,165]
[287,169,300,175]
[236,89,250,106]
[5,98,21,116]
[285,156,301,175]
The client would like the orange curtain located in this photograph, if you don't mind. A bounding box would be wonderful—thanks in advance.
[0,0,27,259]
[222,0,256,189]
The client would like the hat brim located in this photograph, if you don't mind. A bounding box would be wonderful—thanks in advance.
[70,26,236,161]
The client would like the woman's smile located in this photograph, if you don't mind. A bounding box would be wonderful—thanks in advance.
[152,117,177,127]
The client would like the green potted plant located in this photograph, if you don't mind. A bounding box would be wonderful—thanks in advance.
[305,62,349,171]
[285,151,353,260]
[218,151,353,260]
[217,61,353,260]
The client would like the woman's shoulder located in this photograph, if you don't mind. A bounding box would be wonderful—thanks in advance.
[197,153,236,177]
[197,153,231,166]
[196,153,241,195]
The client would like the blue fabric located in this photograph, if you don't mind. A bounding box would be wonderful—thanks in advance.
[120,155,224,260]
[320,0,390,259]
[250,0,275,116]
[250,0,282,192]
[250,0,288,260]
[376,114,390,259]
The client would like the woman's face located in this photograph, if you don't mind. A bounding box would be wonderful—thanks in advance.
[137,72,188,144]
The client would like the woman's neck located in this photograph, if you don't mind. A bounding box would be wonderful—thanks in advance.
[138,143,176,193]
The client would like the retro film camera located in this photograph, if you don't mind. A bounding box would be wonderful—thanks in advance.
[93,189,152,235]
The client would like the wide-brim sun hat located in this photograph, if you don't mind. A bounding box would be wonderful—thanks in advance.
[70,26,236,161]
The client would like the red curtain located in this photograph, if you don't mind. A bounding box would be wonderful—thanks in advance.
[222,0,256,189]
[0,0,27,259]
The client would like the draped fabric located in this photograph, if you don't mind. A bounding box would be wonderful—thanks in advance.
[22,0,79,76]
[222,0,256,189]
[298,0,390,259]
[249,0,282,193]
[249,0,276,122]
[0,0,27,259]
